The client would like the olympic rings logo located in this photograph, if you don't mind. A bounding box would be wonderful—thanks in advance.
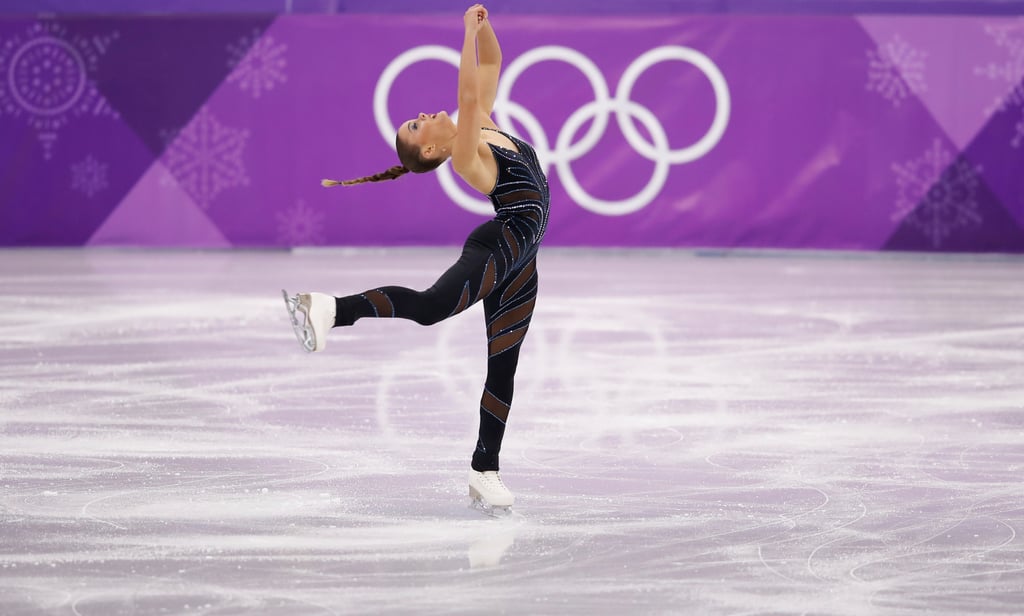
[374,45,730,216]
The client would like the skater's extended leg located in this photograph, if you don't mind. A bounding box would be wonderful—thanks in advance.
[333,221,513,327]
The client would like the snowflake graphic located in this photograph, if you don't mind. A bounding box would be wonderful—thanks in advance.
[276,200,326,246]
[866,34,928,108]
[226,29,287,99]
[0,21,118,159]
[70,154,108,198]
[161,106,250,209]
[974,20,1024,147]
[891,139,983,248]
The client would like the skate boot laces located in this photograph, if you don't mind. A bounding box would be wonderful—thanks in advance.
[483,472,508,494]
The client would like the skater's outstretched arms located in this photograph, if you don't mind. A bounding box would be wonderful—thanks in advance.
[453,5,495,193]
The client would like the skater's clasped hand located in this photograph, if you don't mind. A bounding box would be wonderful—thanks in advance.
[464,4,487,34]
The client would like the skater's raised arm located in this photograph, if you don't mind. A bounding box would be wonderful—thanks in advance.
[452,4,493,193]
[476,7,501,117]
[323,5,498,190]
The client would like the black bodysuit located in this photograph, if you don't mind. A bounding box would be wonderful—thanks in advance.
[334,127,550,472]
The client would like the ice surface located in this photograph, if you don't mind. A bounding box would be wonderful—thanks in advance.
[0,248,1022,615]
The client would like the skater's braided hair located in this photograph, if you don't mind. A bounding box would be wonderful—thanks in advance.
[322,131,445,187]
[323,165,409,187]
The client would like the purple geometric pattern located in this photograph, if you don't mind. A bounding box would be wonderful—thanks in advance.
[161,106,251,210]
[891,139,983,248]
[0,21,118,160]
[226,28,288,99]
[275,199,325,245]
[70,154,108,199]
[866,33,927,108]
[974,21,1024,148]
[1,14,1022,252]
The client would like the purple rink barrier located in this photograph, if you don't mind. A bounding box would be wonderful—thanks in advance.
[0,15,1022,251]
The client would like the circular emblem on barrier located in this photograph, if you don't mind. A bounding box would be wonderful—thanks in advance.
[8,36,87,117]
[0,22,119,160]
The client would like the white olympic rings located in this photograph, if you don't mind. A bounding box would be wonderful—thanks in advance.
[373,44,730,216]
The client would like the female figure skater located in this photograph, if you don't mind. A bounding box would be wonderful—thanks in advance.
[284,4,549,513]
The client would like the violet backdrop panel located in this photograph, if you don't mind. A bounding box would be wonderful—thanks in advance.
[611,16,931,250]
[860,16,1024,252]
[2,14,1023,251]
[0,19,154,245]
[205,15,900,249]
[246,15,947,250]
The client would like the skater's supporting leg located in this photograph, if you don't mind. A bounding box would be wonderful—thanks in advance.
[313,215,539,478]
[472,257,538,472]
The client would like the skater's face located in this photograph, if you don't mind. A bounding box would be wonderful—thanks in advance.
[399,111,456,161]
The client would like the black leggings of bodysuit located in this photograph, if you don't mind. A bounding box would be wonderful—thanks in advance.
[333,218,539,472]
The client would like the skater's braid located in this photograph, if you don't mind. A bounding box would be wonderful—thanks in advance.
[323,165,409,187]
[321,130,444,188]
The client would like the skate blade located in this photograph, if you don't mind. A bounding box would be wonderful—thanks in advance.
[469,497,514,518]
[281,289,316,353]
[468,486,514,518]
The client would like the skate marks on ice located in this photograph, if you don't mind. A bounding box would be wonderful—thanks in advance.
[515,252,1024,614]
[1,249,1023,615]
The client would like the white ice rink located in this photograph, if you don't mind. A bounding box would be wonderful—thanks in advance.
[1,248,1022,615]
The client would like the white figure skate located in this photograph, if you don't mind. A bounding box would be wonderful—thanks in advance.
[469,470,515,517]
[282,289,336,353]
